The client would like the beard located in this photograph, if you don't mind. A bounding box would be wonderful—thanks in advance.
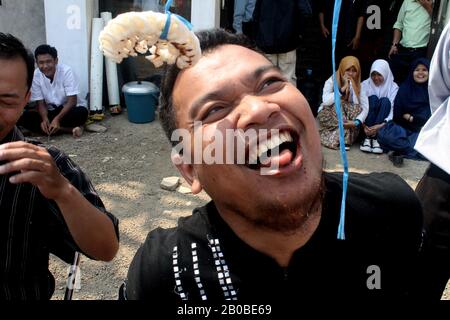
[232,173,325,234]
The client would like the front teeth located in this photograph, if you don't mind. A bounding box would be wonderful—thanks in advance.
[249,132,294,163]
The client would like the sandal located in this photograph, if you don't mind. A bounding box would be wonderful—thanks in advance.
[89,113,105,122]
[85,118,95,126]
[109,105,122,115]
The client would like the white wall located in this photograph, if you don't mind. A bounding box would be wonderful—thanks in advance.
[0,0,46,52]
[446,0,450,25]
[44,0,98,103]
[191,0,220,31]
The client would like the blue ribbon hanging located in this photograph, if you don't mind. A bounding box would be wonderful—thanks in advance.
[160,0,193,40]
[160,0,347,239]
[331,0,348,240]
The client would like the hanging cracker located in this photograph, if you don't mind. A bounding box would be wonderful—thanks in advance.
[99,10,202,69]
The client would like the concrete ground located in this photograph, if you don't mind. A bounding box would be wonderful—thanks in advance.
[40,112,448,300]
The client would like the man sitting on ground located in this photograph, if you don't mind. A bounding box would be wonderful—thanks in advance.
[18,44,88,138]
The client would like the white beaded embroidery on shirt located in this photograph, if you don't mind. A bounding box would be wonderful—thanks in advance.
[208,238,238,300]
[173,246,188,300]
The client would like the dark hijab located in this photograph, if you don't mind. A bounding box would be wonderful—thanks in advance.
[393,58,431,132]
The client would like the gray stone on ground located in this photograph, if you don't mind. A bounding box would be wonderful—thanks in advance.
[177,186,192,194]
[86,123,108,133]
[160,177,181,191]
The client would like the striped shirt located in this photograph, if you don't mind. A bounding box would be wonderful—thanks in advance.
[0,127,119,300]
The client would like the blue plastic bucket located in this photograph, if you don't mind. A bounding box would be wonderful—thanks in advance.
[122,81,159,124]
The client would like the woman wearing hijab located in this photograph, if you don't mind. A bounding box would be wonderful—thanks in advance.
[414,22,450,300]
[318,56,368,150]
[360,59,399,154]
[377,58,431,161]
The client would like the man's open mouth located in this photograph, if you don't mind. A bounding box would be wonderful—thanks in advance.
[246,130,300,171]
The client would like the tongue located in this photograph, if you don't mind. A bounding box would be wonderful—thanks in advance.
[261,149,293,168]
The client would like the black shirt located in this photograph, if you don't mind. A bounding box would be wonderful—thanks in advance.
[319,0,366,43]
[252,0,312,54]
[125,172,422,304]
[0,127,119,300]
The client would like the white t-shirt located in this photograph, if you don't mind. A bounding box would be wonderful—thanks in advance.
[31,63,87,109]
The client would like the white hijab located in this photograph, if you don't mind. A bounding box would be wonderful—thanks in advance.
[361,59,399,106]
[415,22,450,174]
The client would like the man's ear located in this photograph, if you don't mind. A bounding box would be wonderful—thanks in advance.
[172,153,202,194]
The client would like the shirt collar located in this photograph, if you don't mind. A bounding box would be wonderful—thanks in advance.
[0,127,25,145]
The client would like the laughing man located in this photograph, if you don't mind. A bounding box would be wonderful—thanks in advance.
[122,29,423,303]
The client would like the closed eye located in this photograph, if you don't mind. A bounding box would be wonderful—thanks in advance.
[0,99,20,109]
[259,77,285,93]
[200,104,230,122]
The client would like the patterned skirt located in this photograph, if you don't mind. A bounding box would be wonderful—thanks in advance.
[317,102,362,150]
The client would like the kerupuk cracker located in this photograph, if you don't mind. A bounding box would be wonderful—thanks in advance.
[99,11,201,69]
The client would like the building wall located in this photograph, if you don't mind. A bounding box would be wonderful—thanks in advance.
[44,0,99,103]
[447,3,450,24]
[191,0,220,31]
[0,0,46,52]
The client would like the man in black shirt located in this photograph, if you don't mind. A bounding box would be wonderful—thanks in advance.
[318,0,366,79]
[250,0,312,85]
[123,29,423,305]
[0,33,119,300]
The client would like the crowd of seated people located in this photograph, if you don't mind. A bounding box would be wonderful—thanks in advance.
[317,55,431,166]
[315,0,434,167]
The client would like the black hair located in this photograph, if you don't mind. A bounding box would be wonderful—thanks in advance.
[159,28,261,146]
[0,33,35,91]
[34,44,58,60]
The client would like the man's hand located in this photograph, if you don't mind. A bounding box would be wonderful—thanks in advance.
[0,141,69,200]
[40,118,51,135]
[321,25,330,38]
[388,45,398,58]
[418,0,433,15]
[348,36,361,50]
[0,142,119,261]
[49,117,61,135]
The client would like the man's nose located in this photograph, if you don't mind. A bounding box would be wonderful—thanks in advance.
[236,95,280,128]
